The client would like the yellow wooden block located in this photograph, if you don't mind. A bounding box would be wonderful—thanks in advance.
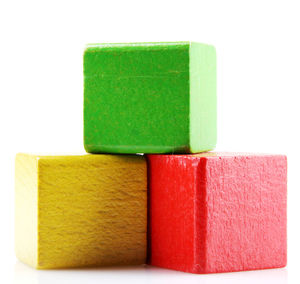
[15,153,147,269]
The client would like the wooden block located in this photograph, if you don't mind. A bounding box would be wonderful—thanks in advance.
[84,42,216,154]
[15,153,147,269]
[148,153,287,273]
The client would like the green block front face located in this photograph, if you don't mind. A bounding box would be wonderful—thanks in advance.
[84,42,216,154]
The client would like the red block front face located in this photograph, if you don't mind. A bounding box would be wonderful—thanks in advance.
[148,153,287,274]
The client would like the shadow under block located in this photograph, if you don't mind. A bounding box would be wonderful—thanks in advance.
[84,42,216,154]
[148,153,287,274]
[15,154,147,269]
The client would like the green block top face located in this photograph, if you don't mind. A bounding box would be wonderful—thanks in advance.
[84,42,216,154]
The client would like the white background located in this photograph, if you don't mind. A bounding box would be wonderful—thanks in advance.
[0,0,299,283]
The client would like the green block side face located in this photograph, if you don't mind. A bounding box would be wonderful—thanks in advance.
[84,42,216,154]
[189,43,217,152]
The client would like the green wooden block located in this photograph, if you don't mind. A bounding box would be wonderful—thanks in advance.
[84,42,216,154]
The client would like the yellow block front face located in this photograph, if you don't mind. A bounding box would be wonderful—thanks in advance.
[15,154,147,269]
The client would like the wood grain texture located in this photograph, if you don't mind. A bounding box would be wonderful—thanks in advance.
[15,153,147,269]
[148,153,287,274]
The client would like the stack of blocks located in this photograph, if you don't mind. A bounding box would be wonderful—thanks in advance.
[15,42,287,273]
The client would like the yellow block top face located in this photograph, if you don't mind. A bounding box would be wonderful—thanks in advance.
[15,154,147,269]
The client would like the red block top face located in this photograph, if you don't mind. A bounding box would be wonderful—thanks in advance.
[148,153,287,274]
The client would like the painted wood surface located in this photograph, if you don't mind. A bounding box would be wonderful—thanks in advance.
[148,153,287,273]
[84,42,216,154]
[15,153,147,269]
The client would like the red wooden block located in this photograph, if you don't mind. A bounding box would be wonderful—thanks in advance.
[147,153,287,274]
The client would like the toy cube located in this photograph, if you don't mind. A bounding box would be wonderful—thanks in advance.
[15,154,147,269]
[148,153,287,273]
[84,42,216,154]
